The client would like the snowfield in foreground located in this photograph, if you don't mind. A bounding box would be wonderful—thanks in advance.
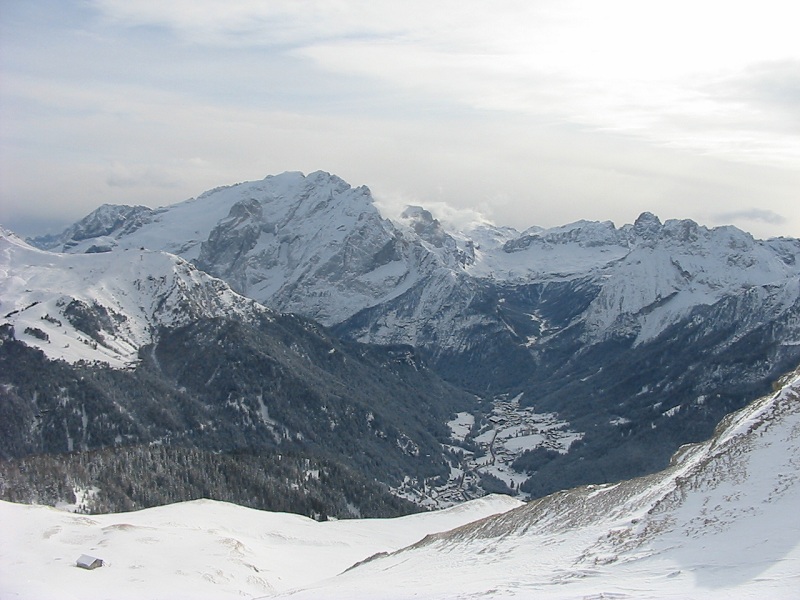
[3,366,800,599]
[0,495,522,599]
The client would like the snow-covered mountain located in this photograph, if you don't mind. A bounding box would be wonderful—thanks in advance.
[31,172,800,383]
[33,172,800,353]
[6,170,800,593]
[32,171,441,327]
[2,227,264,367]
[3,364,798,599]
[1,226,479,510]
[24,170,800,499]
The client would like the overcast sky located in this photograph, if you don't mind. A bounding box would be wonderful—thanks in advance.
[1,1,799,238]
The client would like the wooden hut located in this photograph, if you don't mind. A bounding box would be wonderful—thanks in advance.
[76,554,104,570]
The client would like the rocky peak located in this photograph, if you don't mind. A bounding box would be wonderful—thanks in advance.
[225,197,264,224]
[30,204,155,252]
[630,211,663,241]
[194,198,267,293]
[661,218,702,245]
[502,219,623,253]
[401,206,452,249]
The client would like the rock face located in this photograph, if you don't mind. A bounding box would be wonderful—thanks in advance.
[191,172,411,325]
[24,171,800,496]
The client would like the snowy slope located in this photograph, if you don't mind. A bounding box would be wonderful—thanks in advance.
[283,365,800,599]
[1,228,264,367]
[2,367,798,599]
[0,494,522,600]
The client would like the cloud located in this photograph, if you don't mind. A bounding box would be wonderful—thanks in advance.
[125,0,800,172]
[373,192,494,232]
[3,0,800,243]
[714,209,788,226]
[106,163,180,189]
[88,0,406,46]
[704,60,800,130]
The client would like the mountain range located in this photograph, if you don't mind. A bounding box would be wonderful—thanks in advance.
[3,169,800,510]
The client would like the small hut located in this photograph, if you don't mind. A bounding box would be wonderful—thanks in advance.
[76,554,104,570]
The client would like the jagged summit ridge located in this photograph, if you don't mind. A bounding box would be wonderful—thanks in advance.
[580,216,800,343]
[630,209,662,239]
[21,172,800,371]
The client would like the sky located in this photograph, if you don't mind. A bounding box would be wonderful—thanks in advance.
[1,0,799,239]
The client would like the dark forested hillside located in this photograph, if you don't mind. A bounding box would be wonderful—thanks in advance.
[0,313,474,517]
[0,446,419,519]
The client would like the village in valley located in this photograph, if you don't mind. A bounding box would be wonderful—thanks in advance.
[394,394,585,508]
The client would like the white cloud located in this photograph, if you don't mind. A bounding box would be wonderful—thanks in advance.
[87,0,800,166]
[2,1,800,241]
[88,0,405,46]
[106,162,180,188]
[373,193,494,233]
[714,208,787,226]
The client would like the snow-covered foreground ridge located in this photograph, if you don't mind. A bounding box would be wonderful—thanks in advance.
[284,365,800,599]
[3,367,800,600]
[0,494,522,600]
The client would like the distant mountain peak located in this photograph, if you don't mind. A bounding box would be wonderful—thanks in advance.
[400,205,453,249]
[633,210,662,228]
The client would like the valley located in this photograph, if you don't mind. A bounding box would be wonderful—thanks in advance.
[3,170,800,517]
[401,393,584,507]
